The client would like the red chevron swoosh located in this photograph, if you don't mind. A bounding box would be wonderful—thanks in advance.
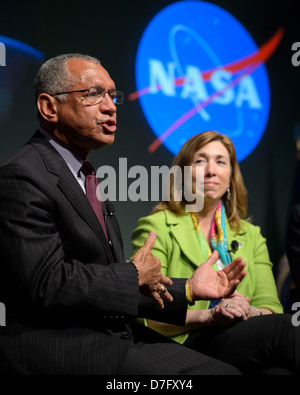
[146,28,284,153]
[129,28,283,102]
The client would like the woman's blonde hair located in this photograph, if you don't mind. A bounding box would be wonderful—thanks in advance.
[152,131,248,233]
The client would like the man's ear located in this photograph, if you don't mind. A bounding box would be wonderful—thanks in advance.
[37,93,59,122]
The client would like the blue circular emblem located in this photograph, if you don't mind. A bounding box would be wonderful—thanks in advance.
[134,1,271,161]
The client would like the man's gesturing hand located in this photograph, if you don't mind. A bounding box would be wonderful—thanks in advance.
[188,250,247,301]
[131,231,173,309]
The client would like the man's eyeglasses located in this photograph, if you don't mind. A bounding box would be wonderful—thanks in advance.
[51,87,124,105]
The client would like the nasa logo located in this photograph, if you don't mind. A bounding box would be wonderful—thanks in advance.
[130,1,283,161]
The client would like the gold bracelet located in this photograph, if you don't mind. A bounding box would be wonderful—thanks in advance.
[185,280,195,306]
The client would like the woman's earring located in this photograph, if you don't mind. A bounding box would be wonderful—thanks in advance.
[227,187,231,200]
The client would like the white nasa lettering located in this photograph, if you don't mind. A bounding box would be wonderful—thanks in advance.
[181,65,208,101]
[149,59,176,96]
[211,70,234,104]
[149,59,263,111]
[235,76,262,109]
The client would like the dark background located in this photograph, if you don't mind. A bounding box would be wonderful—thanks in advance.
[0,0,299,276]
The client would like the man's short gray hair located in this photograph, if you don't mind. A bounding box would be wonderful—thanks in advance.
[34,53,101,102]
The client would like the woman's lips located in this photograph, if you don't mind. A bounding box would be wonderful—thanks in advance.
[204,182,218,187]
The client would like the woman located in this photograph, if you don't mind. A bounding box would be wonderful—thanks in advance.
[131,131,299,374]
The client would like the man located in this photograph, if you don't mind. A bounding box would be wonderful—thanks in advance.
[0,53,246,375]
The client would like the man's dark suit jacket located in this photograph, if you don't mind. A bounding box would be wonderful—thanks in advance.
[0,131,187,374]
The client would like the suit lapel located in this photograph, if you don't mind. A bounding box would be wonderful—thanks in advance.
[29,131,113,261]
[167,211,247,268]
[103,201,125,263]
[166,211,208,268]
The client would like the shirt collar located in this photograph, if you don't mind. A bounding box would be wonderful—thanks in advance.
[39,128,85,178]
